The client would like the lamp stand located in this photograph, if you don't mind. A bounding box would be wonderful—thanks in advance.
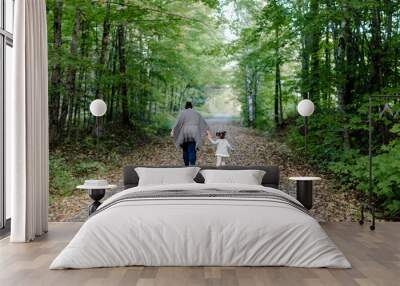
[304,116,308,156]
[95,116,100,160]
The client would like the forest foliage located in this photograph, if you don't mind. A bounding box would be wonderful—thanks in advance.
[46,0,225,146]
[229,0,400,216]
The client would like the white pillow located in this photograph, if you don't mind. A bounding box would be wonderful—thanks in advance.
[200,169,266,185]
[135,167,200,186]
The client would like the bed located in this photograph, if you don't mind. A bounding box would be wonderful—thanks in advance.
[50,166,350,269]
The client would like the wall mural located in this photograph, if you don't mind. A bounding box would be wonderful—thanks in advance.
[46,0,400,223]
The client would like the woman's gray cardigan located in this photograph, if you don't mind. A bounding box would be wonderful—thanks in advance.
[173,109,209,148]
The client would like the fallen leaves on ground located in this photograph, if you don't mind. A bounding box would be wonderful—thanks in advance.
[49,121,359,222]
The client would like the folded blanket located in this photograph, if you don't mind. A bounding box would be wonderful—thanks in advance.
[93,188,309,217]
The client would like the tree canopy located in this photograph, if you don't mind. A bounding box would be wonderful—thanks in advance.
[47,0,226,144]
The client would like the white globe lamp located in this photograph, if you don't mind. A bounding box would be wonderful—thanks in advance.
[297,99,315,117]
[90,99,107,117]
[90,99,107,158]
[297,99,315,155]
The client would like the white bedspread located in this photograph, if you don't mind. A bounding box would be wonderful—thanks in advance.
[50,183,351,269]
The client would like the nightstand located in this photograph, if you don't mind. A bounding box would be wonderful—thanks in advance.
[289,177,321,210]
[77,182,117,215]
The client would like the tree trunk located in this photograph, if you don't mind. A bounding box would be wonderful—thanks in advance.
[323,25,331,107]
[274,60,281,127]
[252,70,258,124]
[95,0,111,99]
[370,0,382,92]
[299,0,309,99]
[63,7,81,137]
[170,86,174,113]
[49,0,63,145]
[337,1,353,107]
[117,24,130,125]
[107,33,118,122]
[278,72,283,125]
[245,67,254,127]
[79,19,90,130]
[337,1,351,149]
[274,27,281,127]
[309,0,321,103]
[382,0,393,87]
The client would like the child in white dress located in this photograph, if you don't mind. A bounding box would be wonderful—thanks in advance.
[208,131,233,167]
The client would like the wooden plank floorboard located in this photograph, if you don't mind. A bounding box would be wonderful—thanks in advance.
[0,222,399,286]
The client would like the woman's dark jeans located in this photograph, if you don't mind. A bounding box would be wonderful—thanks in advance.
[182,142,196,166]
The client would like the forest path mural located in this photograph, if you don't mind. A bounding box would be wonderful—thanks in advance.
[46,0,399,221]
[49,118,358,223]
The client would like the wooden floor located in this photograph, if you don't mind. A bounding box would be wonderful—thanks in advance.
[0,222,399,286]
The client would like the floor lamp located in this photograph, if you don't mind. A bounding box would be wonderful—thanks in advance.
[90,99,107,158]
[359,94,400,231]
[297,99,315,155]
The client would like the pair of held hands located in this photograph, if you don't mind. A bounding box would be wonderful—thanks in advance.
[170,129,213,139]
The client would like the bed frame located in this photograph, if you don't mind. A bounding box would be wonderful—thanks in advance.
[122,165,280,190]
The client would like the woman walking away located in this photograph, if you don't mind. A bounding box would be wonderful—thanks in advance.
[171,102,210,166]
[208,131,233,167]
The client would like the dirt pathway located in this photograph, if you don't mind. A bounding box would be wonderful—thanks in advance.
[49,119,358,222]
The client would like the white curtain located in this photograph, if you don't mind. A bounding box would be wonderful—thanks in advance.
[7,0,49,242]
